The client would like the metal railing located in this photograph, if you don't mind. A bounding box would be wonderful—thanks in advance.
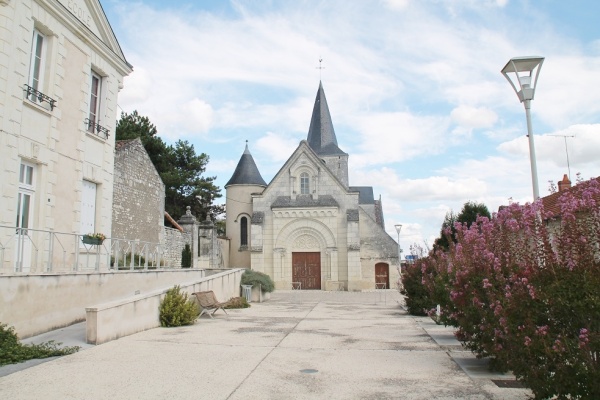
[0,225,185,274]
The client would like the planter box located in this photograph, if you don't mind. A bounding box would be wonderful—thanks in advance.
[82,236,104,245]
[251,285,271,303]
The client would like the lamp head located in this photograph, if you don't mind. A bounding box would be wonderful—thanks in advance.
[501,56,544,102]
[394,224,402,234]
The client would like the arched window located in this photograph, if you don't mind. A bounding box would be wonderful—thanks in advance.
[300,172,310,194]
[240,216,248,247]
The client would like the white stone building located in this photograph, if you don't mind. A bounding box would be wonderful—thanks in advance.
[226,82,399,291]
[0,0,132,272]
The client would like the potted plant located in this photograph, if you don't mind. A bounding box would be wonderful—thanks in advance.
[82,232,106,245]
[240,270,275,302]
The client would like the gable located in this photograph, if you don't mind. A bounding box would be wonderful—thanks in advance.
[53,0,130,72]
[115,138,164,187]
[261,140,349,199]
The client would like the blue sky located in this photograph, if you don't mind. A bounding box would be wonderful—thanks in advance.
[101,0,600,253]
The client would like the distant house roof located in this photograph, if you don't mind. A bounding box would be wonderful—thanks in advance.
[541,175,600,219]
[349,186,375,204]
[225,142,267,187]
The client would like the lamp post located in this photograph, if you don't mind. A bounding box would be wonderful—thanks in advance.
[501,56,544,200]
[394,224,402,280]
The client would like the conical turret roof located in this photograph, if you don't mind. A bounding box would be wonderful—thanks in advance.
[307,81,346,156]
[225,142,267,187]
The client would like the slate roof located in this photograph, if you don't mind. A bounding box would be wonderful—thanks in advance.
[306,81,347,156]
[225,142,267,187]
[271,194,339,208]
[349,186,375,204]
[346,209,359,221]
[251,212,264,224]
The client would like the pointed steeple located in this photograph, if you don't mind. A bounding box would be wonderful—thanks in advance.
[225,141,267,187]
[307,81,346,156]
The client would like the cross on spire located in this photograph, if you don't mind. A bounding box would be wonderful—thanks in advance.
[316,58,325,79]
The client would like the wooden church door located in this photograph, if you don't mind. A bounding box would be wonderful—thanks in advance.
[375,263,389,289]
[292,252,321,290]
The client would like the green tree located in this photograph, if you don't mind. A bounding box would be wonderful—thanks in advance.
[115,111,222,220]
[116,110,171,173]
[456,201,491,226]
[434,201,491,251]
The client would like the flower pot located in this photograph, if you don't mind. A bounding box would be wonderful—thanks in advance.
[251,285,270,302]
[82,236,104,245]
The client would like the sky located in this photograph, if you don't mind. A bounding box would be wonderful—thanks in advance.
[100,0,600,255]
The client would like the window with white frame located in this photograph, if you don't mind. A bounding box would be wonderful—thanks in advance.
[87,71,102,133]
[300,172,310,194]
[80,180,97,235]
[16,162,35,232]
[28,29,46,103]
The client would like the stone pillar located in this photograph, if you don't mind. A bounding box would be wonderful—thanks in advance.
[198,215,214,269]
[346,209,361,291]
[273,247,285,286]
[177,206,198,268]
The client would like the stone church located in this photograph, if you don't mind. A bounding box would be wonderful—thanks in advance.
[225,82,399,291]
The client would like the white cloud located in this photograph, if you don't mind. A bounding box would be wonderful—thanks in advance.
[451,105,498,133]
[104,0,600,254]
[256,131,300,163]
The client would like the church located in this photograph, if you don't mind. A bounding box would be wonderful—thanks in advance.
[225,82,399,291]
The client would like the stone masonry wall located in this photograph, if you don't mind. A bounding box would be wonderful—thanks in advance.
[162,226,191,267]
[112,139,165,244]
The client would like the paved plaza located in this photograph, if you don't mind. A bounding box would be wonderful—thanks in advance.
[0,290,530,399]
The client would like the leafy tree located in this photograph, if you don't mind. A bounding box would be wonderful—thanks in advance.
[433,211,456,251]
[456,201,491,226]
[115,111,222,220]
[434,201,491,251]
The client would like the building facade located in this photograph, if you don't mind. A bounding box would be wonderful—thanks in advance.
[0,0,132,272]
[226,82,399,290]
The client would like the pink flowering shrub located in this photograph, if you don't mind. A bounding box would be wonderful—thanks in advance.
[417,179,600,399]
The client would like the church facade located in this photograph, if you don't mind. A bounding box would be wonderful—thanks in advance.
[225,82,399,291]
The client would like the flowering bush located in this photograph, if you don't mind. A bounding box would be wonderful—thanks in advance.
[401,246,436,316]
[417,179,600,398]
[85,232,106,240]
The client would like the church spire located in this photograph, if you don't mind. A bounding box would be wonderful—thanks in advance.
[307,81,346,156]
[225,141,267,187]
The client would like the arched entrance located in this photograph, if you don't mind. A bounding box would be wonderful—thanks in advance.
[375,263,390,289]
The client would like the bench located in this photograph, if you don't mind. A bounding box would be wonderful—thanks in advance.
[192,291,230,318]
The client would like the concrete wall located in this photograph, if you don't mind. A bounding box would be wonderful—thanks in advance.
[86,268,244,344]
[0,269,207,338]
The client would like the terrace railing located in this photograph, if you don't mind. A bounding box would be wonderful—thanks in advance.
[0,225,186,274]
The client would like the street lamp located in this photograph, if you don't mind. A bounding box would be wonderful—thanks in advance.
[394,224,402,277]
[501,56,545,200]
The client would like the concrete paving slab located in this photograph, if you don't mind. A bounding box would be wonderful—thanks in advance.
[0,290,530,399]
[451,352,517,380]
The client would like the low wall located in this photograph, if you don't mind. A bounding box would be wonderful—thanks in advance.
[161,226,190,267]
[86,268,244,344]
[0,269,207,338]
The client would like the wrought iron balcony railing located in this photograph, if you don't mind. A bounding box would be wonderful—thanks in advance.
[23,84,57,110]
[85,118,110,139]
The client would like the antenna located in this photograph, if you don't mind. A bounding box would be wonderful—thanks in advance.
[549,134,575,180]
[316,58,325,80]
